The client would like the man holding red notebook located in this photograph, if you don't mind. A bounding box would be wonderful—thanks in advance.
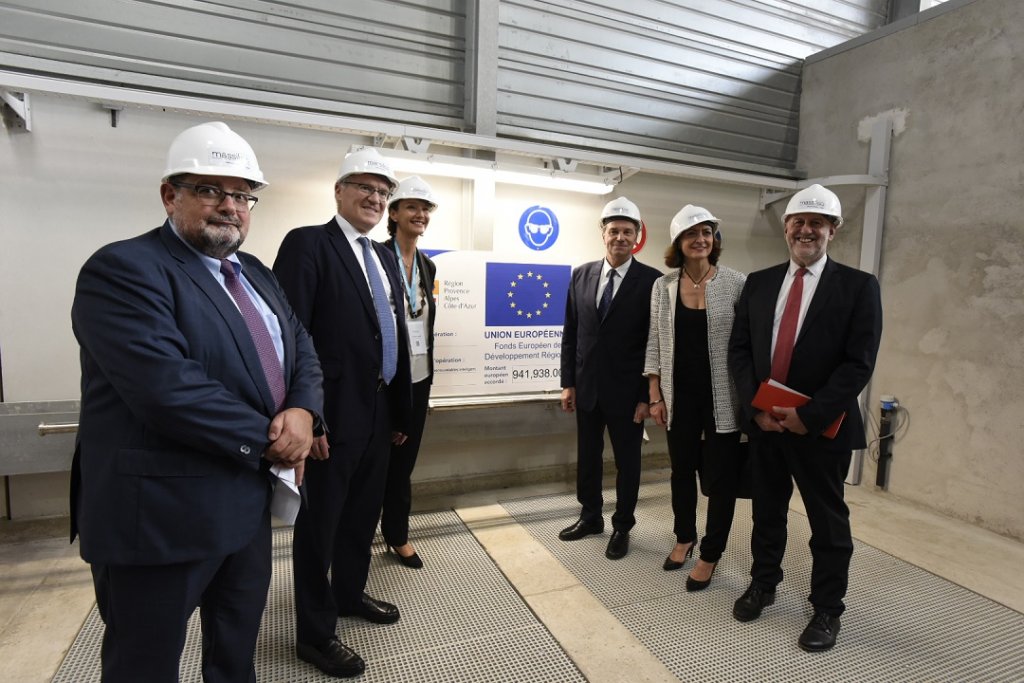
[728,184,882,652]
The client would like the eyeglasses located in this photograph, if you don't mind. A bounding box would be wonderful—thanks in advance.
[342,181,393,201]
[171,182,259,211]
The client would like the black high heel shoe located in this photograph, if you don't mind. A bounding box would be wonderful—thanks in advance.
[662,539,696,571]
[685,560,718,591]
[389,545,423,569]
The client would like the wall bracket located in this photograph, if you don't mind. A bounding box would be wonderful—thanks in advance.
[0,89,31,131]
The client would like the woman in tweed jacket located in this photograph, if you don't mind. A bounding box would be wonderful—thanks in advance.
[644,205,746,591]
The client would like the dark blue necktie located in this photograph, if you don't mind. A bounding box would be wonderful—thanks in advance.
[358,237,398,384]
[219,260,286,411]
[598,269,617,320]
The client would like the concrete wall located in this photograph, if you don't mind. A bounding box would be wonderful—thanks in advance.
[0,94,788,518]
[799,0,1024,539]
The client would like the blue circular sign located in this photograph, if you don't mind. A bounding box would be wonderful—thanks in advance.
[518,206,559,251]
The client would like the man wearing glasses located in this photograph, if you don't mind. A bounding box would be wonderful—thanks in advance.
[71,121,324,681]
[274,147,412,678]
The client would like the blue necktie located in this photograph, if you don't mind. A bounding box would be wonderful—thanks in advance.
[598,269,617,320]
[219,260,286,411]
[358,237,398,384]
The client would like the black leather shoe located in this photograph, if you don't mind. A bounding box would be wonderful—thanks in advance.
[663,540,696,571]
[798,611,841,652]
[686,561,718,592]
[297,637,365,678]
[389,545,424,569]
[732,584,776,622]
[339,592,400,624]
[605,530,629,559]
[558,518,604,541]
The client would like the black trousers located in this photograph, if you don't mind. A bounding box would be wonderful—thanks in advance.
[292,390,391,646]
[748,436,853,616]
[381,378,431,547]
[91,507,271,683]
[667,391,739,562]
[575,404,644,532]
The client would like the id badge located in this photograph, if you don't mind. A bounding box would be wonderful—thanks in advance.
[407,318,428,355]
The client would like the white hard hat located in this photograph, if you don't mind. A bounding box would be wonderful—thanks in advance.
[600,197,642,227]
[669,204,720,242]
[337,147,398,189]
[162,121,267,190]
[388,175,438,211]
[783,184,843,228]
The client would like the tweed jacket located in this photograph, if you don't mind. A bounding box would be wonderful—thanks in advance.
[644,265,746,431]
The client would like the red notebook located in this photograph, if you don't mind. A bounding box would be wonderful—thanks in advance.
[752,379,844,439]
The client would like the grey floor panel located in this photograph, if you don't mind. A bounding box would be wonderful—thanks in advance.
[502,480,1024,683]
[53,510,585,683]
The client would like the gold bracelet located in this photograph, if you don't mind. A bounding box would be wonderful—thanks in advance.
[649,399,664,406]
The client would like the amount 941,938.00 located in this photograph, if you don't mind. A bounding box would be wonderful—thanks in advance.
[511,368,560,380]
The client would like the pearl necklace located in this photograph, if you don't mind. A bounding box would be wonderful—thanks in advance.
[683,265,711,289]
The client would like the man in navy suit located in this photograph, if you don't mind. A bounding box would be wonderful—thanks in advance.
[728,184,882,652]
[274,147,412,679]
[71,121,324,682]
[559,197,662,560]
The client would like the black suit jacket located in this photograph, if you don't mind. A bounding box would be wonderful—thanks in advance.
[70,221,323,565]
[274,219,413,441]
[382,238,438,383]
[728,257,882,451]
[561,258,662,414]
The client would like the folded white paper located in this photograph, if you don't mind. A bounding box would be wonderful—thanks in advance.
[269,464,301,524]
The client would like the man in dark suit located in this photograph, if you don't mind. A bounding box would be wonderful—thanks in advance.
[274,147,412,679]
[71,121,323,682]
[559,197,662,560]
[728,184,882,652]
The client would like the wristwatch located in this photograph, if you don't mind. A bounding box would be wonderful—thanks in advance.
[307,410,326,437]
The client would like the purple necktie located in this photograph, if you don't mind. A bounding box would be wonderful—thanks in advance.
[219,259,286,411]
[771,267,807,383]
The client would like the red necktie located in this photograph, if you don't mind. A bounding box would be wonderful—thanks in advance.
[770,267,807,383]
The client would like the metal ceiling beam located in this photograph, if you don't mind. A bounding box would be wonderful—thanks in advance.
[0,68,804,190]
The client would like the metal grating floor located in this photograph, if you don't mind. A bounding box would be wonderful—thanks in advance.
[501,480,1024,683]
[52,510,586,683]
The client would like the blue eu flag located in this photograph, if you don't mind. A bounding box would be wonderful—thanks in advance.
[485,262,571,327]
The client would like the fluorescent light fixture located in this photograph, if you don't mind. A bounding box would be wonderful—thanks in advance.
[371,148,617,195]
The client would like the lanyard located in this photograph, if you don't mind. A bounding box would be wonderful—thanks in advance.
[393,241,420,316]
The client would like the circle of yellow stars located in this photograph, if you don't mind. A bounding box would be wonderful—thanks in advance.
[507,271,552,319]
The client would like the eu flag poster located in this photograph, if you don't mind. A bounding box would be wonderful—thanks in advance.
[485,262,571,327]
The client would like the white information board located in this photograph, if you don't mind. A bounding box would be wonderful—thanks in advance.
[428,251,572,397]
